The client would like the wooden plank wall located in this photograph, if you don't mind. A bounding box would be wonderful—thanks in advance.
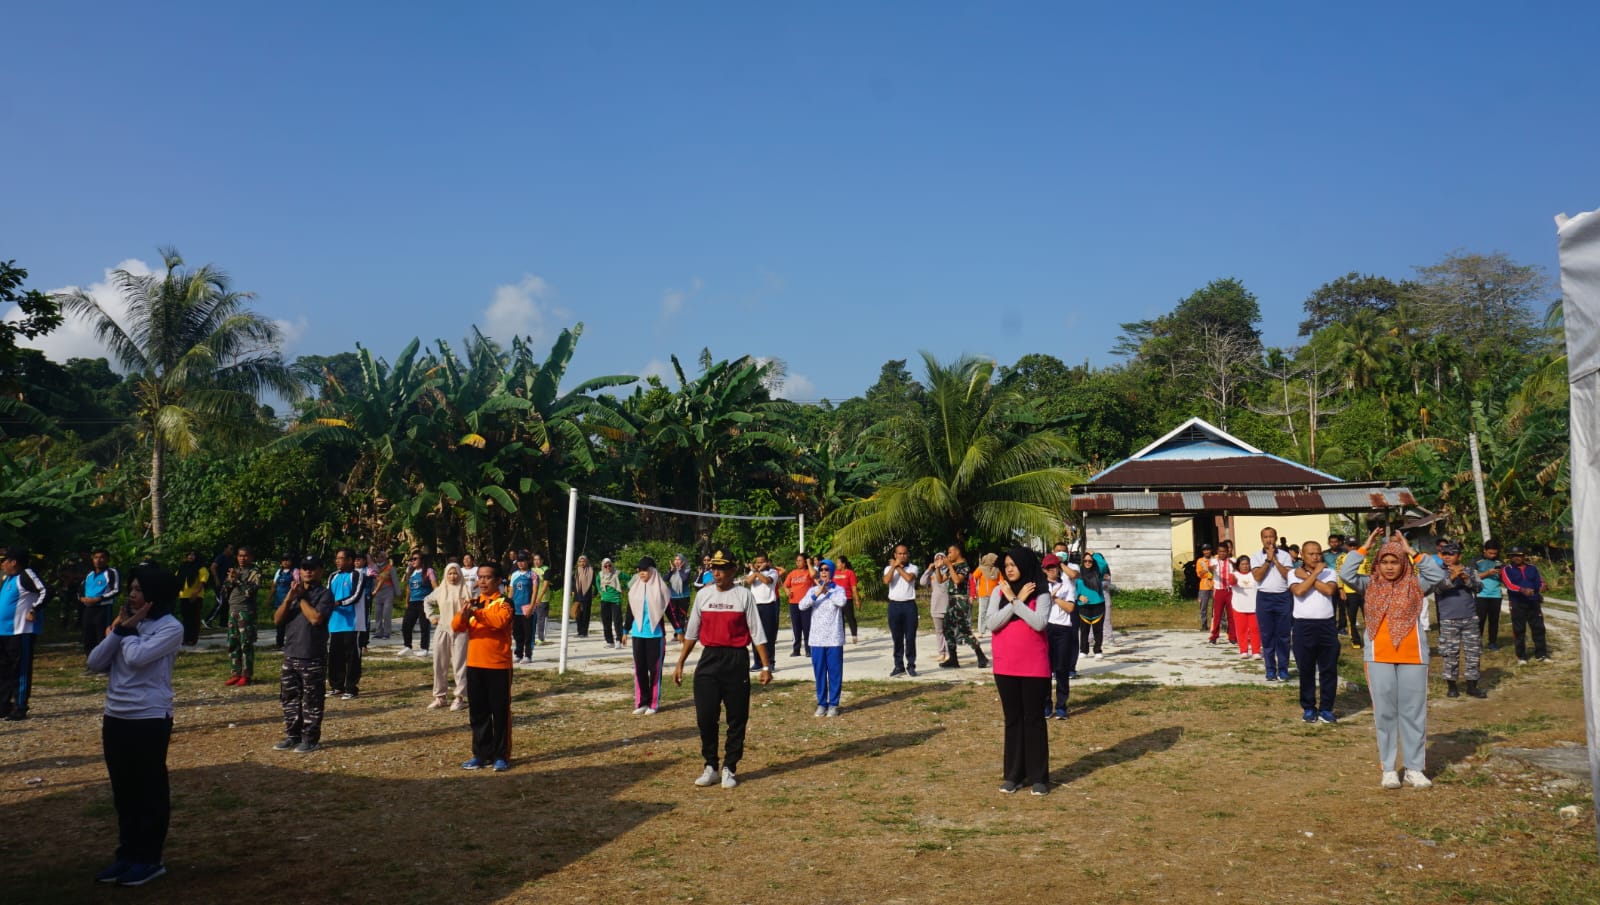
[1084,514,1174,591]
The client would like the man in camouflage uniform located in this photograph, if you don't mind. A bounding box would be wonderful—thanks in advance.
[222,546,263,686]
[1433,540,1487,699]
[938,544,989,669]
[274,555,336,753]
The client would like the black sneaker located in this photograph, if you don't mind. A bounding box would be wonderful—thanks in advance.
[294,740,321,754]
[999,781,1019,794]
[907,667,918,677]
[116,863,167,887]
[94,860,133,883]
[889,667,905,677]
[273,736,301,751]
[1030,783,1049,796]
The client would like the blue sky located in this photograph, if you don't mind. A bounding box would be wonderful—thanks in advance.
[4,2,1596,403]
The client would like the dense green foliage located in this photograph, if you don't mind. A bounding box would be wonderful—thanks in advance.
[0,248,1572,586]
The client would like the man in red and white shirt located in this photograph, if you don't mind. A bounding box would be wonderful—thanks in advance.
[676,550,772,789]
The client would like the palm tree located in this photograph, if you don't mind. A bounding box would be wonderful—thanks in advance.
[823,353,1079,554]
[59,248,299,536]
[645,354,795,545]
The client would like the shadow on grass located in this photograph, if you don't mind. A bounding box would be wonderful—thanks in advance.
[1427,726,1507,772]
[1070,682,1156,716]
[738,728,946,783]
[6,758,678,905]
[1056,726,1183,783]
[847,684,952,715]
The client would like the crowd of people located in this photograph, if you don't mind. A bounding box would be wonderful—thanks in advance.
[0,525,1562,886]
[1187,527,1551,788]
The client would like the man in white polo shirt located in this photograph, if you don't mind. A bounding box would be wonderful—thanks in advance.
[744,554,781,673]
[882,544,920,677]
[1250,527,1296,683]
[1290,540,1340,723]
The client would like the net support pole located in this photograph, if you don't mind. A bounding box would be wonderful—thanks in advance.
[799,513,806,554]
[558,486,578,674]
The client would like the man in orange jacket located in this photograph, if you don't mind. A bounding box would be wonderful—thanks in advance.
[454,562,515,772]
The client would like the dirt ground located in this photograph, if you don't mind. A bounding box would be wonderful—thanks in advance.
[3,606,1597,905]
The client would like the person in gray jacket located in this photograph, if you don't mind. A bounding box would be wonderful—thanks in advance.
[1433,540,1486,698]
[87,564,184,886]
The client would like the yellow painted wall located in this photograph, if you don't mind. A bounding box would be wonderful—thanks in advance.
[1171,517,1194,568]
[1230,514,1333,553]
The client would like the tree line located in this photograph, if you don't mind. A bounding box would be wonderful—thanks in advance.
[0,247,1570,589]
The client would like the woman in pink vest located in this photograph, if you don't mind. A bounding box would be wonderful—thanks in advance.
[984,546,1053,796]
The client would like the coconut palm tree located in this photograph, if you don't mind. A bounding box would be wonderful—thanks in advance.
[59,248,299,536]
[823,353,1079,554]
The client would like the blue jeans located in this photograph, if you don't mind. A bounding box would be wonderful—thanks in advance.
[1256,591,1293,676]
[888,601,918,670]
[811,645,843,708]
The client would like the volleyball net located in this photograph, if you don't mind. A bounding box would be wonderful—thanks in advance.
[556,489,804,673]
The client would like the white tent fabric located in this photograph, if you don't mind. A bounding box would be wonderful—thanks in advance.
[1557,206,1600,856]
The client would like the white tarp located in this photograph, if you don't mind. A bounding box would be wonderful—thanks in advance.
[1556,206,1600,856]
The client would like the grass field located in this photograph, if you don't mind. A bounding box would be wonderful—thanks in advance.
[2,607,1596,905]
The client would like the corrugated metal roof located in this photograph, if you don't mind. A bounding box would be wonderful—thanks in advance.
[1071,485,1416,514]
[1094,456,1340,486]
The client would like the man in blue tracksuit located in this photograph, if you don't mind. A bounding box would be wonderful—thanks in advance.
[1,546,48,720]
[326,549,367,699]
[80,549,121,655]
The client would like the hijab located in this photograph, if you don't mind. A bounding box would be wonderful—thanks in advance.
[628,561,667,628]
[1363,539,1425,648]
[598,558,623,593]
[1078,552,1104,593]
[434,562,469,611]
[999,546,1050,607]
[977,552,1000,581]
[177,551,204,587]
[574,557,594,593]
[129,564,178,620]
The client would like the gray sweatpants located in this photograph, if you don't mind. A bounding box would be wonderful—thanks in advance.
[1367,661,1428,772]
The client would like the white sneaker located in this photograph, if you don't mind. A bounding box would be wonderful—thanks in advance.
[1239,652,1249,660]
[643,708,656,716]
[1094,652,1104,660]
[825,707,839,717]
[814,706,826,717]
[1404,769,1432,789]
[449,699,467,712]
[1381,771,1402,789]
[427,699,445,710]
[633,706,647,715]
[720,767,738,789]
[694,765,718,787]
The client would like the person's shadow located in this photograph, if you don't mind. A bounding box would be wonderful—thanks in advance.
[1054,726,1184,784]
[10,758,677,904]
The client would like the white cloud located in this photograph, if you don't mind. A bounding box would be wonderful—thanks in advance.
[273,316,310,354]
[777,372,816,401]
[9,258,154,364]
[638,358,674,384]
[660,276,703,317]
[481,274,561,342]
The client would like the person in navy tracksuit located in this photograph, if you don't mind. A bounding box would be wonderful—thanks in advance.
[1,546,48,720]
